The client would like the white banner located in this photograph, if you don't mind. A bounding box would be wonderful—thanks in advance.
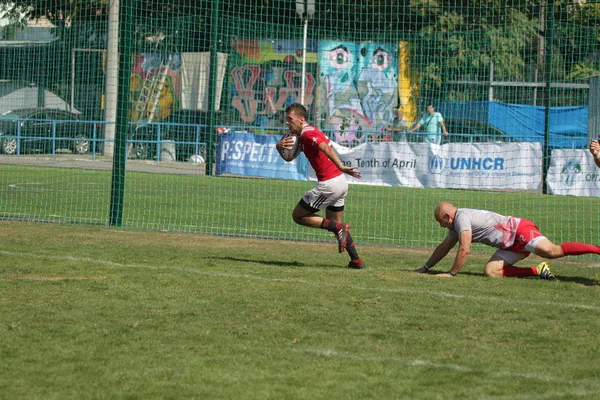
[308,142,543,190]
[180,52,228,111]
[547,149,600,197]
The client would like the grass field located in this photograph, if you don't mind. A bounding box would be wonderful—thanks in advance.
[2,164,600,250]
[1,221,599,399]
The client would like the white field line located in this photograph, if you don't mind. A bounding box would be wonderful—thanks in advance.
[8,183,46,188]
[296,348,600,399]
[296,347,596,384]
[1,250,599,312]
[3,250,599,398]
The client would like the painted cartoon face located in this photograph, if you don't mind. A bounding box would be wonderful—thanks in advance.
[318,40,397,136]
[328,45,351,70]
[371,48,391,71]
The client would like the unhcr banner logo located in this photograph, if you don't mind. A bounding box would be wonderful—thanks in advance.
[421,142,543,190]
[429,155,446,174]
[429,155,506,174]
[548,150,600,197]
[560,160,583,186]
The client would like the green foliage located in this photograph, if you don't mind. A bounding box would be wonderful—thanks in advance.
[1,1,598,103]
[0,4,29,29]
[566,62,600,80]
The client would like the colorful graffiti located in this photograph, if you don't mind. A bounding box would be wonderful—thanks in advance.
[230,39,318,126]
[319,40,398,144]
[398,41,418,127]
[130,52,181,122]
[97,42,415,137]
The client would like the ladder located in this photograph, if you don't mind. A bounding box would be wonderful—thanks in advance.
[134,54,173,122]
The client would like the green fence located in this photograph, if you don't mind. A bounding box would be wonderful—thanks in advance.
[0,1,599,248]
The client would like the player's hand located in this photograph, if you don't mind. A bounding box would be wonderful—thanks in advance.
[435,273,454,278]
[277,136,296,151]
[341,166,362,179]
[589,140,600,157]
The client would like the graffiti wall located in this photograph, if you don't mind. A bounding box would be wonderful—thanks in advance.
[398,41,418,126]
[229,39,318,127]
[130,52,181,122]
[318,40,398,145]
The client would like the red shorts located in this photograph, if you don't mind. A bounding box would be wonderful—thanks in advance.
[504,218,544,255]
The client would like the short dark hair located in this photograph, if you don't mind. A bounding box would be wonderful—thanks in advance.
[285,103,308,119]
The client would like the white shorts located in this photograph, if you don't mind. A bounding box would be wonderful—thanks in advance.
[493,235,547,265]
[300,174,348,212]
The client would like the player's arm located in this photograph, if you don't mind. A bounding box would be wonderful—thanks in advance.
[590,140,600,168]
[438,230,472,277]
[318,141,362,179]
[415,235,458,273]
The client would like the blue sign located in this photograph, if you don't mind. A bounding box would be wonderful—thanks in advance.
[216,131,309,180]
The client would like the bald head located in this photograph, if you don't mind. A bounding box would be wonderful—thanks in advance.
[435,201,458,228]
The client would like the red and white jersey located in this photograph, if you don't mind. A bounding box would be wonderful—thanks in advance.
[448,208,521,249]
[300,124,342,181]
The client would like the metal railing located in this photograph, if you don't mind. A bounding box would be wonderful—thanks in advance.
[0,118,591,162]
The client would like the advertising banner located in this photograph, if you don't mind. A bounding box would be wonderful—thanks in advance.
[318,142,543,190]
[547,149,600,197]
[216,131,308,180]
[216,133,543,191]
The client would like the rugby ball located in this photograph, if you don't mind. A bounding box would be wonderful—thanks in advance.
[281,134,302,162]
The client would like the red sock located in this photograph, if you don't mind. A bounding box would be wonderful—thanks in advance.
[321,219,342,233]
[560,242,600,256]
[502,265,538,278]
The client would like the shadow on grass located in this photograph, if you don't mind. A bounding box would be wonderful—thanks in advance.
[551,275,599,286]
[213,256,341,269]
[402,268,598,286]
[396,268,483,278]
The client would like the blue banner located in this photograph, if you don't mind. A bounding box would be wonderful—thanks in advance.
[438,101,588,149]
[216,131,309,180]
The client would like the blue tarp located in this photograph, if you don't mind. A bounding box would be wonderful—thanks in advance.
[438,101,589,148]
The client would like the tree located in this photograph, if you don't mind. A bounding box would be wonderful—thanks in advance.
[1,1,212,50]
[2,0,598,104]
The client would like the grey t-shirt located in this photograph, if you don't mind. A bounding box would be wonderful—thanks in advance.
[447,208,521,249]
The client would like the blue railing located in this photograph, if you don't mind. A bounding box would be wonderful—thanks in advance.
[0,117,107,159]
[0,118,591,161]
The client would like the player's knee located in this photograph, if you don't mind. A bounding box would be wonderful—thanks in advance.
[483,264,503,278]
[536,245,564,259]
[292,213,303,225]
[483,270,503,278]
[547,249,564,259]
